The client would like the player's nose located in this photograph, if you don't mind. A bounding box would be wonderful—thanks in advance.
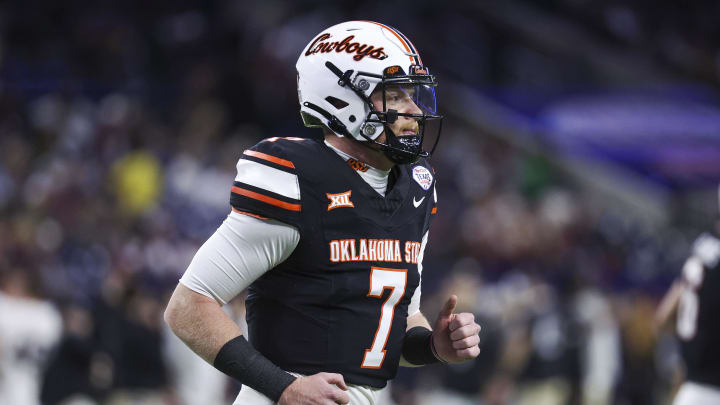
[401,98,422,114]
[402,100,423,116]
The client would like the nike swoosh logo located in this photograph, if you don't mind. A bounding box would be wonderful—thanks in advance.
[413,196,425,208]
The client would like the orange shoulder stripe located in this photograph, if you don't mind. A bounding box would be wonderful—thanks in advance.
[243,150,295,169]
[231,186,301,212]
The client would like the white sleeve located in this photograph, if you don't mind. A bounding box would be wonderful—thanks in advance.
[179,210,300,305]
[408,231,429,316]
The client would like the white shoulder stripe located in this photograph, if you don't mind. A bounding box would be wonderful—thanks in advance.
[235,159,300,200]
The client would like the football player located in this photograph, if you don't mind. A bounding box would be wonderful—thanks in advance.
[165,21,481,405]
[656,185,720,405]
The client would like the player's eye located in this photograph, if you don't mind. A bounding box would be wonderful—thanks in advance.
[389,87,411,99]
[385,90,401,101]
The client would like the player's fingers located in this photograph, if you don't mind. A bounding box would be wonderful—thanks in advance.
[323,373,348,390]
[449,312,475,331]
[449,322,481,340]
[330,388,351,404]
[456,345,481,359]
[452,334,480,350]
[438,295,458,318]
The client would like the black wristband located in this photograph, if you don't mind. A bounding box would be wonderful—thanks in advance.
[213,336,297,402]
[402,327,440,365]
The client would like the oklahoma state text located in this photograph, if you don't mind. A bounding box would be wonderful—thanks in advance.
[329,239,422,264]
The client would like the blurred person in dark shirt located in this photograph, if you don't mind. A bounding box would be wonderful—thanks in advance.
[513,279,582,405]
[104,275,170,405]
[41,303,113,405]
[415,270,505,405]
[656,185,720,405]
[616,293,658,405]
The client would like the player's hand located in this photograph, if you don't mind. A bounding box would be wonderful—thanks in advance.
[278,372,350,405]
[431,295,481,363]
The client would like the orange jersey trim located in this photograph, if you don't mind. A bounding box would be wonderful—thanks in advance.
[243,150,295,169]
[231,207,270,220]
[231,186,301,212]
[431,207,437,214]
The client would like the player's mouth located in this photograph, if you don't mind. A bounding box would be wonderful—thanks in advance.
[400,126,419,136]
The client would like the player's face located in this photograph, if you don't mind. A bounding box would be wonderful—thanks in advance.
[370,85,422,143]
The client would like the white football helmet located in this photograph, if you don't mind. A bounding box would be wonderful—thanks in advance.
[296,21,443,164]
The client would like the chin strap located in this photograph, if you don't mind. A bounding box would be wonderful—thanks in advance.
[382,128,423,164]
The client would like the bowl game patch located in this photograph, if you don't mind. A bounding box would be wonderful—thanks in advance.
[412,166,433,190]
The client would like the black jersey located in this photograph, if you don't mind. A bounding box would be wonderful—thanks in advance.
[677,232,720,388]
[229,137,437,388]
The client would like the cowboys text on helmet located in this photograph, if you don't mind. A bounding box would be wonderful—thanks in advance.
[304,33,388,61]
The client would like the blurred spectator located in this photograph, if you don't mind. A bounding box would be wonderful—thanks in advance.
[615,293,659,405]
[101,275,170,405]
[574,288,620,405]
[41,304,112,405]
[415,268,505,405]
[654,211,720,405]
[0,267,62,405]
[511,277,582,405]
[110,151,163,216]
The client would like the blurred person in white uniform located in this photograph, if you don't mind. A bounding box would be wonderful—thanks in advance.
[0,267,62,405]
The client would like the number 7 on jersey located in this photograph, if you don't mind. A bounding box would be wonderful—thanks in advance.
[361,267,407,369]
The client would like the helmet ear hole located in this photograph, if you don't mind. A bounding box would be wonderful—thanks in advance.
[300,111,324,128]
[325,96,349,110]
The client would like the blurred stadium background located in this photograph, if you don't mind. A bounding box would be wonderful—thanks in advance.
[1,1,720,404]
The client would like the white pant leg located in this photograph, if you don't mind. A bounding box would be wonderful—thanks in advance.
[346,384,383,405]
[232,381,383,405]
[673,382,720,405]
